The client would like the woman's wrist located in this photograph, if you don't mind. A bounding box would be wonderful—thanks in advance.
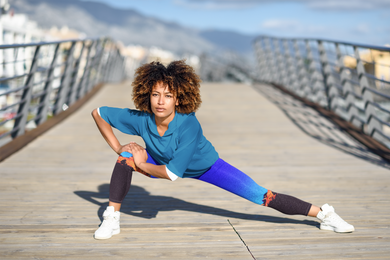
[114,144,123,155]
[137,161,147,169]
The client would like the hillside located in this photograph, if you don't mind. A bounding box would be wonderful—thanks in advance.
[11,0,257,56]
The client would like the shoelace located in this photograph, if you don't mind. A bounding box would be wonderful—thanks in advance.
[325,212,348,225]
[100,216,118,227]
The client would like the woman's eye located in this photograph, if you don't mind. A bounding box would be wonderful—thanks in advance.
[166,95,172,98]
[152,94,158,97]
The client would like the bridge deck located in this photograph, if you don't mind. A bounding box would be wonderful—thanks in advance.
[1,82,389,259]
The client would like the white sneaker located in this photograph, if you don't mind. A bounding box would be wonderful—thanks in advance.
[316,204,355,233]
[94,206,120,239]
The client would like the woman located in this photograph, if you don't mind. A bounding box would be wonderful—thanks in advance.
[91,60,354,240]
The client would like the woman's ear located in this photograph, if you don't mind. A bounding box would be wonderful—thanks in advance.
[176,99,179,106]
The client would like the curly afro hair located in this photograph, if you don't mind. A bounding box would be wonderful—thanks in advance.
[132,60,202,114]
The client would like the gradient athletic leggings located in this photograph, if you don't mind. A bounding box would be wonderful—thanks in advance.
[109,152,312,216]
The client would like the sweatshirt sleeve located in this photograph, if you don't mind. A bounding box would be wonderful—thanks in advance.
[99,106,145,136]
[166,115,201,178]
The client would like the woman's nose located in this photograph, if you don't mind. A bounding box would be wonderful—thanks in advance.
[158,96,164,104]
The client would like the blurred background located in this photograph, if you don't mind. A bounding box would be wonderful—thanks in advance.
[2,0,390,64]
[0,0,390,148]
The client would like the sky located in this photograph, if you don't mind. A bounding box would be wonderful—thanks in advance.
[83,0,390,46]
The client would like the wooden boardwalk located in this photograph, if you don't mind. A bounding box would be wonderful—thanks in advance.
[1,82,389,259]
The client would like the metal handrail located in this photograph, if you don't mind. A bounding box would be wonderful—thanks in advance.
[253,35,390,52]
[0,37,127,146]
[253,35,390,147]
[0,38,97,49]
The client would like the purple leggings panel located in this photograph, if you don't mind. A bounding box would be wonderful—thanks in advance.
[193,158,268,205]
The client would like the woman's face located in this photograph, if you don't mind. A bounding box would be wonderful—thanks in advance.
[150,81,179,121]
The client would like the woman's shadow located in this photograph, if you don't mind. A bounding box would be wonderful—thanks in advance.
[74,183,319,228]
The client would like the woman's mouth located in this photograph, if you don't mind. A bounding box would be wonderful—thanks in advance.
[156,108,165,112]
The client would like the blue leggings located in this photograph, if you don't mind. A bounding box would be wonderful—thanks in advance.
[110,153,312,216]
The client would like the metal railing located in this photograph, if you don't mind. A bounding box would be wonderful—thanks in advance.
[254,36,390,148]
[0,38,126,146]
[199,52,254,84]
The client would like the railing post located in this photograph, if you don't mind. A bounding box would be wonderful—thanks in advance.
[261,38,272,82]
[305,40,326,105]
[107,50,117,83]
[318,40,333,110]
[88,39,104,91]
[273,38,286,86]
[116,50,125,81]
[262,38,272,83]
[67,42,85,106]
[293,40,310,98]
[35,44,60,125]
[53,42,76,115]
[336,44,361,128]
[120,55,126,81]
[304,40,315,100]
[354,47,382,138]
[106,48,117,83]
[101,48,111,83]
[253,39,267,82]
[110,49,120,82]
[92,38,107,85]
[11,45,41,138]
[283,39,297,92]
[265,38,278,84]
[77,41,95,99]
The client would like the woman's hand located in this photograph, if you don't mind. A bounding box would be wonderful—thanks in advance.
[128,142,148,167]
[116,143,132,155]
[126,142,170,180]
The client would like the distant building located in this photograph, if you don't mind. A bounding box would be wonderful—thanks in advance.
[0,9,47,117]
[147,46,177,64]
[344,46,390,89]
[0,12,44,78]
[117,44,200,78]
[46,26,86,42]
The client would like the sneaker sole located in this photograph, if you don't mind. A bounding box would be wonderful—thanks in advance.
[320,224,354,233]
[94,229,120,240]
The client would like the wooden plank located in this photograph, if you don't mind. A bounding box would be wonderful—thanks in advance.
[0,81,389,259]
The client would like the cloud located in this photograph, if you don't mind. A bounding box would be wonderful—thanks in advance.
[261,19,301,31]
[260,19,327,35]
[174,0,260,9]
[258,18,390,46]
[353,23,370,34]
[308,0,390,11]
[175,0,390,11]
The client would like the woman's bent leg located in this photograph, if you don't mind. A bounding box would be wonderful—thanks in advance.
[95,154,134,240]
[95,151,162,239]
[109,155,134,206]
[194,159,311,216]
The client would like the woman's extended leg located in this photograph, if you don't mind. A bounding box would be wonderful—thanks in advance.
[194,158,312,215]
[194,158,354,232]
